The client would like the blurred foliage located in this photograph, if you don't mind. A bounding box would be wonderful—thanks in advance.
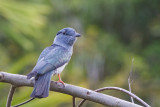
[0,0,160,107]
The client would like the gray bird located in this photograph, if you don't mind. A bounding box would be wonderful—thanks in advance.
[27,27,81,98]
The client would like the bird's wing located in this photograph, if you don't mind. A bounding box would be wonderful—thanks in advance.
[33,46,71,75]
[37,44,56,62]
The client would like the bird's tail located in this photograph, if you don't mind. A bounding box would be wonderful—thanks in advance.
[30,71,53,98]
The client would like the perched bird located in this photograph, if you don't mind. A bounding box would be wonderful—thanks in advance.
[27,28,81,98]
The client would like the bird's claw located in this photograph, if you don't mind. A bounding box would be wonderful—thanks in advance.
[55,80,65,88]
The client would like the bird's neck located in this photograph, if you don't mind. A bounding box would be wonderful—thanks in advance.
[53,40,73,51]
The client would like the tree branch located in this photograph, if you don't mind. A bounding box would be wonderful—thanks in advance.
[128,58,134,103]
[77,99,86,107]
[95,87,149,107]
[78,87,150,107]
[6,85,16,107]
[0,72,144,107]
[72,96,76,107]
[12,98,35,107]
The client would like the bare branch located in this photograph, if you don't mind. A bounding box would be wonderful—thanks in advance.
[77,99,86,107]
[0,72,144,107]
[128,58,135,103]
[72,96,76,107]
[6,85,16,107]
[78,87,150,107]
[12,98,35,107]
[128,81,134,103]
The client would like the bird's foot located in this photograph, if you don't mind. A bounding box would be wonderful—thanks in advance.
[57,79,65,85]
[55,80,65,88]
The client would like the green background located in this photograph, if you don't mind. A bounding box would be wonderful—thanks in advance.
[0,0,160,106]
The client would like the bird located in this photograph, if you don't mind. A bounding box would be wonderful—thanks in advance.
[27,27,81,98]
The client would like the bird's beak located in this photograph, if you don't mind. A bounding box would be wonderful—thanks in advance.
[75,33,81,37]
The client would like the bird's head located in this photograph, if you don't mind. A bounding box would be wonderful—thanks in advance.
[53,27,81,48]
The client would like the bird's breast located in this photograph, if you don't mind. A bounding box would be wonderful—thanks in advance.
[55,63,67,74]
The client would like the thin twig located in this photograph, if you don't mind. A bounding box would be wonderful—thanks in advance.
[12,98,35,107]
[128,58,134,103]
[128,81,134,103]
[78,87,150,107]
[72,96,76,107]
[6,85,16,107]
[77,99,86,107]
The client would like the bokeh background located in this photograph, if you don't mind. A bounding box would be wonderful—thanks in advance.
[0,0,160,107]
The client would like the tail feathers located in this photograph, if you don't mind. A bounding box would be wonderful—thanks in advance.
[30,71,53,98]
